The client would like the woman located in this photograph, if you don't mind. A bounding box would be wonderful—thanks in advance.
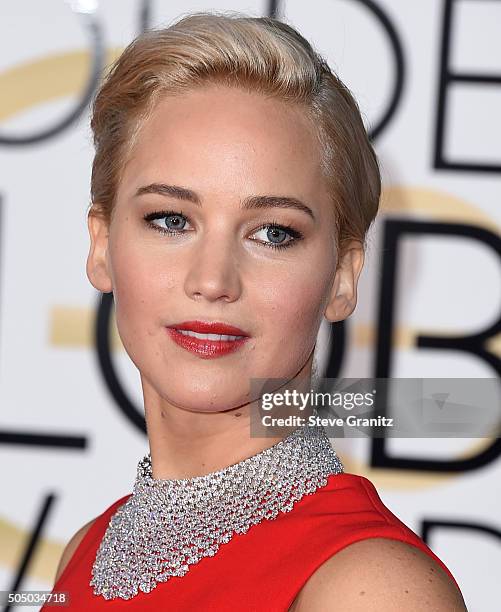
[45,11,466,611]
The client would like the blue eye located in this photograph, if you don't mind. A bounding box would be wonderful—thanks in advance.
[163,213,187,230]
[144,210,190,233]
[142,210,304,250]
[251,223,302,250]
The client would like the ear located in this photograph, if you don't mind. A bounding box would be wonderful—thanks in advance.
[86,208,113,293]
[324,241,365,323]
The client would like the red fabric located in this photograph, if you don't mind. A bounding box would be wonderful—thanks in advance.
[43,473,462,610]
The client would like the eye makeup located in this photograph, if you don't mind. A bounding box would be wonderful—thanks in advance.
[142,209,305,251]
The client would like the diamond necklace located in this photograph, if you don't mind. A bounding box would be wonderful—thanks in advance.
[90,422,344,600]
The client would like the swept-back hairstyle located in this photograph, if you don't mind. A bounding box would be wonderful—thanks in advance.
[89,11,381,256]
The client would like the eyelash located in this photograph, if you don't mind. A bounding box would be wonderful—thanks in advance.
[142,209,304,250]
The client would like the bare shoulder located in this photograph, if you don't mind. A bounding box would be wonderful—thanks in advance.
[290,538,467,611]
[54,517,97,585]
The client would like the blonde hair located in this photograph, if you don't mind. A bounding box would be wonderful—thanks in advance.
[89,11,380,255]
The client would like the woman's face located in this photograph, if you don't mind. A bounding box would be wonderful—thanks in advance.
[87,84,362,413]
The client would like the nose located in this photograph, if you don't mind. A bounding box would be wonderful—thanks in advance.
[183,231,243,303]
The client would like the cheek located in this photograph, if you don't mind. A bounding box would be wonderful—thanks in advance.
[109,239,178,347]
[257,264,332,341]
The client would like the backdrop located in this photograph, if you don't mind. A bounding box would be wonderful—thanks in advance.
[1,1,500,611]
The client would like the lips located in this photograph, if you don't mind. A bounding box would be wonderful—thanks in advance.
[166,320,250,358]
[167,320,249,336]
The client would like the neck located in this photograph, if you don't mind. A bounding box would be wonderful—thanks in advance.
[142,356,315,480]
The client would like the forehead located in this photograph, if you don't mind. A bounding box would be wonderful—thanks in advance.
[119,85,329,202]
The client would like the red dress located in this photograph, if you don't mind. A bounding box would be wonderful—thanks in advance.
[44,473,462,610]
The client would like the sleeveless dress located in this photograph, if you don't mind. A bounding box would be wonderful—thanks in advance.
[44,473,462,611]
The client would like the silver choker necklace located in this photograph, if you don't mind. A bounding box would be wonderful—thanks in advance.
[90,422,344,600]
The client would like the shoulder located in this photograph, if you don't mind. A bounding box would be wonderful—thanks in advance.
[54,517,97,585]
[290,538,467,611]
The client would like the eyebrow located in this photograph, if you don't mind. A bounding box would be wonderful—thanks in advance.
[134,183,316,220]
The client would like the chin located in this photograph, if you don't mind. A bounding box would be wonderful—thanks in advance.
[163,389,251,414]
[147,368,251,412]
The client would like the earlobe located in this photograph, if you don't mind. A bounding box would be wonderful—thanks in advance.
[86,210,113,293]
[324,242,365,323]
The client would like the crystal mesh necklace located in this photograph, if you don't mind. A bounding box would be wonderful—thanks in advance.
[90,421,344,600]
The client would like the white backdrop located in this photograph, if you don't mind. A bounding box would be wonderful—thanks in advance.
[1,1,500,610]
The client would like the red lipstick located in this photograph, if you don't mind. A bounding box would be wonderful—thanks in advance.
[166,320,250,358]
